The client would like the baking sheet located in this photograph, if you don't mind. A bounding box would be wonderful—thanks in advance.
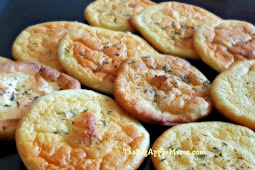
[0,0,254,169]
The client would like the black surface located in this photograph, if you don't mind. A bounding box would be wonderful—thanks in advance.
[0,0,255,169]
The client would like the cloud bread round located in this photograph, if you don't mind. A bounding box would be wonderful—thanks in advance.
[211,60,255,130]
[12,21,88,72]
[84,0,155,32]
[16,89,150,170]
[151,122,255,170]
[0,62,80,140]
[194,20,255,72]
[114,54,212,126]
[129,1,220,59]
[58,26,157,94]
[0,56,12,63]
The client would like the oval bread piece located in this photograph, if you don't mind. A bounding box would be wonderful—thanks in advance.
[114,54,212,126]
[194,20,255,72]
[130,1,220,59]
[58,26,157,94]
[0,56,12,63]
[151,122,255,170]
[12,21,88,72]
[0,62,80,140]
[16,89,150,170]
[84,0,155,32]
[211,60,255,130]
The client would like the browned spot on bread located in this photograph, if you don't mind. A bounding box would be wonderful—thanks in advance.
[227,42,255,60]
[0,119,20,127]
[68,112,98,147]
[150,75,172,91]
[73,43,115,82]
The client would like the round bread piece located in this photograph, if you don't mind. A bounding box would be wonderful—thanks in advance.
[114,54,212,125]
[12,21,88,72]
[129,1,220,59]
[0,62,80,140]
[152,122,255,170]
[58,26,157,94]
[211,60,255,130]
[194,20,255,72]
[16,89,150,170]
[0,56,12,63]
[84,0,155,32]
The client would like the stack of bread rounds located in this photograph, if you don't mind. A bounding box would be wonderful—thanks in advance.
[58,26,157,94]
[12,21,88,71]
[85,0,155,32]
[130,1,220,59]
[194,20,255,72]
[0,62,80,140]
[0,0,254,169]
[16,90,150,169]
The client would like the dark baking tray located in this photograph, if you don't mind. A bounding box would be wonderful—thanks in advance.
[0,0,254,169]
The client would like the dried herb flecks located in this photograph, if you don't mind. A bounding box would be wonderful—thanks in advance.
[10,92,16,101]
[65,48,70,52]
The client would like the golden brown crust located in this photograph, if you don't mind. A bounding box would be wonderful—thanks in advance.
[211,60,255,130]
[16,90,150,170]
[114,54,212,126]
[0,62,80,140]
[37,66,81,89]
[12,21,88,71]
[194,20,255,72]
[152,122,255,170]
[58,26,157,94]
[0,61,41,73]
[84,0,155,32]
[130,1,220,59]
[0,62,80,89]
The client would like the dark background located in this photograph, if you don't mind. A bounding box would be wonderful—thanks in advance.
[0,0,254,169]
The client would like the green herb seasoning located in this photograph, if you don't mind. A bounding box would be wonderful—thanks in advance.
[101,119,107,126]
[65,48,70,53]
[10,92,16,101]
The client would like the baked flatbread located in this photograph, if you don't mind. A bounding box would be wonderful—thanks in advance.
[85,0,155,32]
[114,54,212,125]
[58,26,157,94]
[152,122,255,170]
[16,89,150,169]
[194,20,255,72]
[211,60,255,130]
[130,1,220,59]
